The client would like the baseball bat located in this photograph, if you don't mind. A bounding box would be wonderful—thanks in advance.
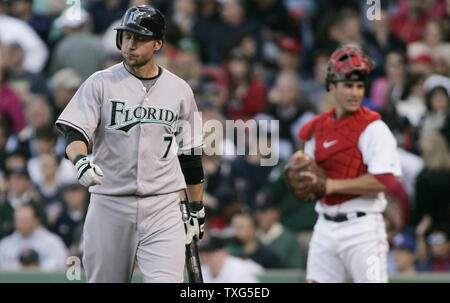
[179,190,204,283]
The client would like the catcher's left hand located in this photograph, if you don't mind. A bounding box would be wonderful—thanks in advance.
[284,150,327,202]
[185,201,205,245]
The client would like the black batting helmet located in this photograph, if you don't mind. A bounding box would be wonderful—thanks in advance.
[114,5,166,50]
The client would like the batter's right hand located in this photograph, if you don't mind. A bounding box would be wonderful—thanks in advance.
[185,201,205,245]
[74,156,104,187]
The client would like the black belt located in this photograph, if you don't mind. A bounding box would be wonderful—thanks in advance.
[323,212,366,223]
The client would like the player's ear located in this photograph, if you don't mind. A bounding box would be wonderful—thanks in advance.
[154,39,163,51]
[328,82,337,93]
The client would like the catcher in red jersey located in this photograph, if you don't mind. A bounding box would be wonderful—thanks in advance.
[291,44,402,283]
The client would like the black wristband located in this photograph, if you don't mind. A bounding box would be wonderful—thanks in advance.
[189,201,203,212]
[73,154,86,165]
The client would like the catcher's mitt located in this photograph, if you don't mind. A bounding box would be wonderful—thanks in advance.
[284,151,327,202]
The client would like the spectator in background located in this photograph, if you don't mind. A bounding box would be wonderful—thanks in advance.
[50,6,106,80]
[0,1,48,73]
[370,51,407,110]
[424,229,450,272]
[218,131,273,211]
[423,74,450,103]
[4,150,27,172]
[422,0,448,19]
[407,20,450,72]
[419,86,450,143]
[200,132,236,230]
[415,215,450,272]
[326,8,364,52]
[254,191,303,269]
[18,247,39,270]
[230,213,282,269]
[6,0,52,43]
[443,0,450,41]
[201,105,236,161]
[247,0,300,40]
[200,231,263,283]
[273,37,302,81]
[222,48,266,121]
[0,186,14,240]
[194,0,262,64]
[390,0,429,44]
[395,146,424,210]
[414,132,450,228]
[364,9,406,78]
[227,32,260,67]
[51,183,88,256]
[2,43,49,99]
[12,96,64,158]
[302,49,329,108]
[378,97,417,155]
[0,119,11,172]
[0,202,68,271]
[169,38,203,90]
[33,152,65,228]
[49,68,82,119]
[171,0,197,37]
[389,231,418,275]
[87,0,129,34]
[192,0,220,63]
[396,73,427,128]
[198,79,229,111]
[5,166,41,210]
[408,53,435,79]
[0,51,26,135]
[259,70,315,160]
[27,126,76,188]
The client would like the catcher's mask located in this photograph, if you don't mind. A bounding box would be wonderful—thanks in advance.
[325,45,374,91]
[114,5,165,50]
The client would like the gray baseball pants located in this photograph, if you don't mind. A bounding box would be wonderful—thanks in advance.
[82,192,185,283]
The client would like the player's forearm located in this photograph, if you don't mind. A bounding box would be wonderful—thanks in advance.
[186,183,204,202]
[66,141,88,164]
[326,174,387,195]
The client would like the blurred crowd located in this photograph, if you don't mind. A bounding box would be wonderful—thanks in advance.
[0,0,449,281]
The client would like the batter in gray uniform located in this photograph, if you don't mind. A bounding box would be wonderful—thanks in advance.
[55,5,205,283]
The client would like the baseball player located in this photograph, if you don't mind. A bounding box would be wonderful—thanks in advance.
[299,45,402,283]
[55,5,205,283]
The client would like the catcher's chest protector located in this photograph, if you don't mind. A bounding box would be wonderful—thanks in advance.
[299,107,380,205]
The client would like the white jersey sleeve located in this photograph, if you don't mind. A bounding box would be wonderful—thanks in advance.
[358,120,402,177]
[304,136,316,158]
[175,84,203,155]
[55,72,103,142]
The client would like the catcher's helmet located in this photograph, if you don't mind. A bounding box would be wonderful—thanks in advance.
[114,5,165,50]
[325,44,374,91]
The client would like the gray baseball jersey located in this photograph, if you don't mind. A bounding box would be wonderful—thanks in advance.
[56,63,203,196]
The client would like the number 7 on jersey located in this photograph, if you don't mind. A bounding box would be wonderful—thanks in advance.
[161,135,173,160]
